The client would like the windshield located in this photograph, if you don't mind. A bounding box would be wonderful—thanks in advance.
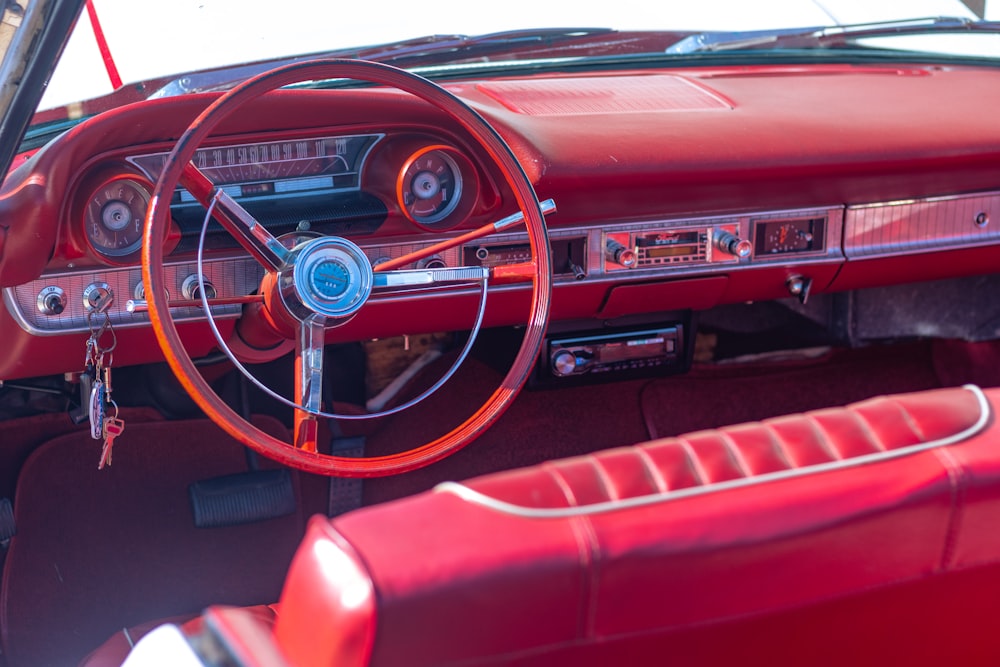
[32,0,1000,117]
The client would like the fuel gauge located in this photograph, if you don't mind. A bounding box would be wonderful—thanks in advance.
[85,175,151,259]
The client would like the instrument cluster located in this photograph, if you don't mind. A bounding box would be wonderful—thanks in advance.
[75,131,486,265]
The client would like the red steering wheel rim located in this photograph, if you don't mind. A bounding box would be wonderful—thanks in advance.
[142,59,552,477]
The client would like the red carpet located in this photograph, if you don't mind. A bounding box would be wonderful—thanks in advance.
[1,416,299,667]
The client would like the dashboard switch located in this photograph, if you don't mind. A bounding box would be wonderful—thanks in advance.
[182,274,218,301]
[36,286,66,315]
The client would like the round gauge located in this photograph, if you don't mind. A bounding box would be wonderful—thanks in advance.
[85,176,151,258]
[763,220,816,254]
[397,146,464,226]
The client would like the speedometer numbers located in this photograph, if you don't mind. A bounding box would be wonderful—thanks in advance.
[84,175,152,260]
[396,145,478,229]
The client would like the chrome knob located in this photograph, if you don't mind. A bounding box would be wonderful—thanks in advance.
[551,349,578,376]
[181,274,217,301]
[417,256,446,270]
[36,286,66,315]
[786,274,813,305]
[715,231,752,258]
[605,238,637,268]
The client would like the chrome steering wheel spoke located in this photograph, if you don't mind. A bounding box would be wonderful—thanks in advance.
[294,313,327,452]
[181,162,290,271]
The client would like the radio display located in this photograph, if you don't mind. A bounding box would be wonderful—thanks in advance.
[637,231,700,246]
[646,245,698,258]
[597,337,666,363]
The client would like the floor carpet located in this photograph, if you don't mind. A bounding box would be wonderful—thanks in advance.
[1,416,299,667]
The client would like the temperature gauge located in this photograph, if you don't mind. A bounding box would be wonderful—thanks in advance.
[396,146,465,227]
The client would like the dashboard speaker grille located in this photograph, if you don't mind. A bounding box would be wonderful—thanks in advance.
[474,75,734,115]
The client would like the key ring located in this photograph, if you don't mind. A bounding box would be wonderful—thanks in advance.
[86,309,117,357]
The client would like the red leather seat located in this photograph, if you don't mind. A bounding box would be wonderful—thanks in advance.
[122,385,1000,666]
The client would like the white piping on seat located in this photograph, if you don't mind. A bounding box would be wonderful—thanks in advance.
[433,385,992,519]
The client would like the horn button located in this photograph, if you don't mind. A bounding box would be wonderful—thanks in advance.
[285,237,374,321]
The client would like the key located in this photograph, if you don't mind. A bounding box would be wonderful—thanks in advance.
[98,417,125,469]
[88,380,106,440]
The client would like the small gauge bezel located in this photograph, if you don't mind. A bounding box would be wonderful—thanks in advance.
[73,164,179,265]
[395,145,479,230]
[83,174,151,260]
[752,216,827,257]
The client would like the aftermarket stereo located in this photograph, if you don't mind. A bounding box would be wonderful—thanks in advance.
[542,325,685,382]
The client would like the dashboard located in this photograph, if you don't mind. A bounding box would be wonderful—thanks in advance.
[2,63,1000,380]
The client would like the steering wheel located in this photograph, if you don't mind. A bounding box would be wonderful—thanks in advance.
[142,60,552,477]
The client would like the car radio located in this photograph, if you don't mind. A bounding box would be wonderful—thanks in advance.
[536,323,688,385]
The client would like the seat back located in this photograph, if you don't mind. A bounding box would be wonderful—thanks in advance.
[267,385,1000,666]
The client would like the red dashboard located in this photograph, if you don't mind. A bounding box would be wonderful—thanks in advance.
[1,62,1000,381]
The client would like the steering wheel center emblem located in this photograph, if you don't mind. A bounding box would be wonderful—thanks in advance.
[290,237,374,321]
[312,259,351,299]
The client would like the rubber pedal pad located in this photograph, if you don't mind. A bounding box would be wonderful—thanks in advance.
[189,469,296,528]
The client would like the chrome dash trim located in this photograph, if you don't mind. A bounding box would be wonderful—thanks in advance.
[845,191,1000,259]
[5,257,265,336]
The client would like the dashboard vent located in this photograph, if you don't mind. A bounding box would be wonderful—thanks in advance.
[475,75,734,115]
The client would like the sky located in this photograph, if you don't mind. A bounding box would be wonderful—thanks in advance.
[39,0,992,110]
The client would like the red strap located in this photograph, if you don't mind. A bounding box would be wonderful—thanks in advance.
[85,0,122,90]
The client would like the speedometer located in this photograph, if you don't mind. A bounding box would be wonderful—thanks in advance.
[128,134,382,196]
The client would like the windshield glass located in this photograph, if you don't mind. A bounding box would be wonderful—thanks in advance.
[36,0,1000,115]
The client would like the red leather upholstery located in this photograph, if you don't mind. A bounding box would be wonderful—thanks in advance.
[270,385,1000,666]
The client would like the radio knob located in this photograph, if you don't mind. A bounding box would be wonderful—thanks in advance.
[714,231,752,258]
[605,238,637,268]
[551,349,579,376]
